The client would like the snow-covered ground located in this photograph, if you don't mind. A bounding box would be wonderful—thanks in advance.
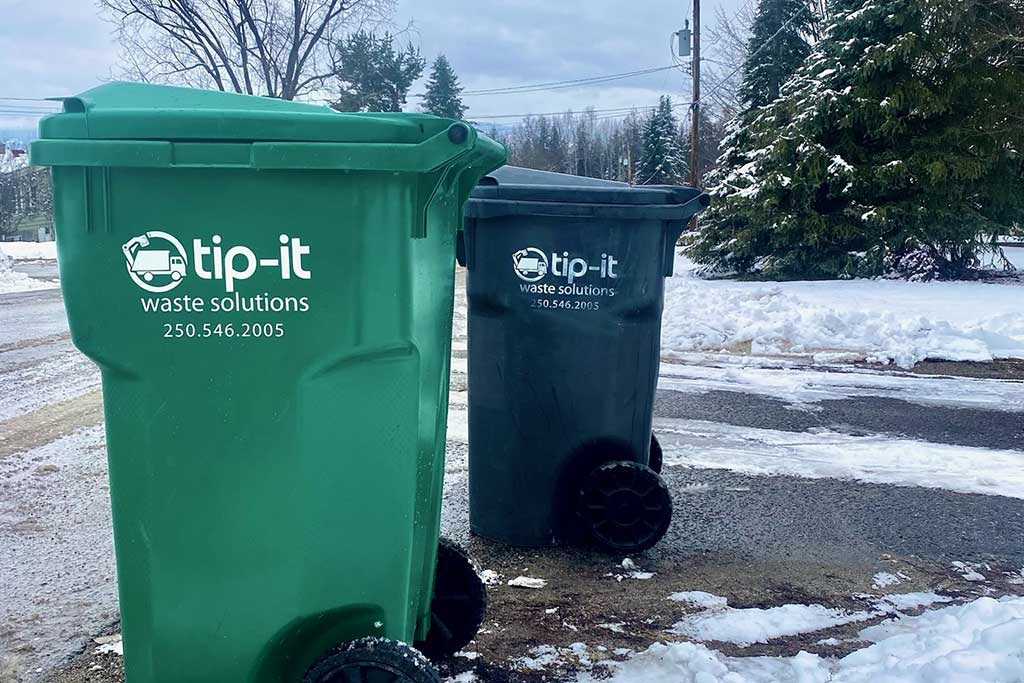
[662,253,1024,367]
[657,359,1024,412]
[582,596,1024,683]
[0,240,57,261]
[655,418,1024,500]
[0,248,58,294]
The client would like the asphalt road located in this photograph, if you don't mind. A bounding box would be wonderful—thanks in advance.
[656,388,1024,452]
[1,270,1022,682]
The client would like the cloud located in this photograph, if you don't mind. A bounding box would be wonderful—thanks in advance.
[396,0,745,119]
[0,0,744,132]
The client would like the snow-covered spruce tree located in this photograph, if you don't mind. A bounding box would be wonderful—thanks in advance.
[691,0,812,273]
[421,54,467,120]
[690,0,1024,280]
[637,96,689,185]
[739,0,815,108]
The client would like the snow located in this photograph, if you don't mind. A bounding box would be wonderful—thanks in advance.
[516,645,561,670]
[446,408,468,442]
[876,592,952,611]
[0,347,99,422]
[668,592,730,610]
[0,249,58,294]
[0,241,57,261]
[508,576,547,589]
[656,361,1024,412]
[1002,246,1024,269]
[478,569,501,586]
[582,597,1024,683]
[850,597,1024,680]
[663,254,1024,367]
[670,603,875,646]
[655,418,1024,499]
[609,558,654,581]
[93,634,123,656]
[871,572,901,589]
[952,561,987,582]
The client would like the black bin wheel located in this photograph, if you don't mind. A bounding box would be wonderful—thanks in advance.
[649,433,664,474]
[304,637,440,683]
[415,538,487,661]
[578,460,672,554]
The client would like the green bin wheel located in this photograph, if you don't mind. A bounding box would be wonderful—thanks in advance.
[303,638,440,683]
[415,538,487,661]
[648,433,664,474]
[578,460,672,554]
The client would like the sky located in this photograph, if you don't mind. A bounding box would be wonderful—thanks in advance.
[0,0,746,134]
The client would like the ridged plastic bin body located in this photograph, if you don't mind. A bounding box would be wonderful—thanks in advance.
[459,168,709,546]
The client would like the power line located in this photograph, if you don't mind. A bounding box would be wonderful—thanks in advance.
[461,65,681,96]
[471,106,646,121]
[471,97,695,124]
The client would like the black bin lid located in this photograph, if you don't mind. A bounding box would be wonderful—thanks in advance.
[465,166,710,220]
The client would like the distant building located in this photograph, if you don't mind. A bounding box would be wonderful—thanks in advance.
[1,153,54,242]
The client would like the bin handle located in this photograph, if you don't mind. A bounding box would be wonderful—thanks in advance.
[663,193,711,277]
[413,127,506,239]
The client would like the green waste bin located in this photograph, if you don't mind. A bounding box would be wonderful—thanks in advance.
[31,82,505,683]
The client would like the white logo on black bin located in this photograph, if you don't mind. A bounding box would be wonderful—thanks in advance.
[513,247,549,283]
[122,231,188,293]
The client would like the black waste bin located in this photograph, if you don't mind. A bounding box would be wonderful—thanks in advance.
[458,167,710,553]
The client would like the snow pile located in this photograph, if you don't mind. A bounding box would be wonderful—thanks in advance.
[655,418,1024,499]
[585,597,1024,683]
[670,603,874,646]
[661,255,1024,367]
[0,241,57,260]
[0,248,58,294]
[850,597,1024,681]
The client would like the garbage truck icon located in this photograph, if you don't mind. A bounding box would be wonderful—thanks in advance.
[512,247,549,282]
[122,231,189,293]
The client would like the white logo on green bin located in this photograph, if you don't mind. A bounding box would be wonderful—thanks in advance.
[123,231,188,293]
[513,248,549,283]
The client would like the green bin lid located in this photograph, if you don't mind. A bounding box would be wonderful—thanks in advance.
[30,82,506,176]
[37,81,450,144]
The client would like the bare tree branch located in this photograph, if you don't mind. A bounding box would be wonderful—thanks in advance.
[97,0,396,99]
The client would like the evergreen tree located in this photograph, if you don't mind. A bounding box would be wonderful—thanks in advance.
[637,96,689,185]
[738,0,814,108]
[691,0,1024,280]
[332,32,425,112]
[421,55,467,119]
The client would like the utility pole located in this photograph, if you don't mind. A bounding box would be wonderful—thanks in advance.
[690,0,701,189]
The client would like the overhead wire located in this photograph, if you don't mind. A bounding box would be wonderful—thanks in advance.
[461,65,681,97]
